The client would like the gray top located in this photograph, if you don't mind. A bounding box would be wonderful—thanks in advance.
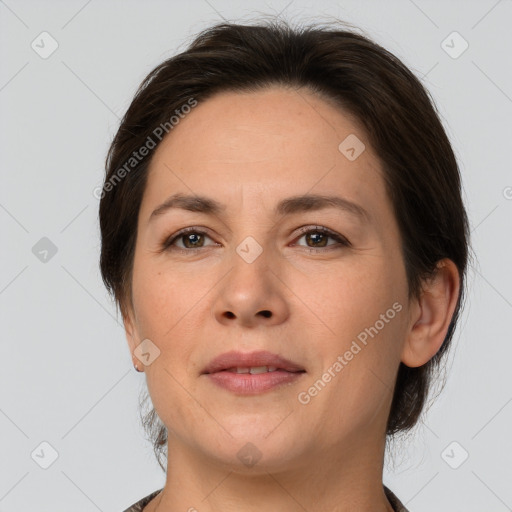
[123,485,409,511]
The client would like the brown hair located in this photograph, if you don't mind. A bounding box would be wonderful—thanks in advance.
[99,19,471,470]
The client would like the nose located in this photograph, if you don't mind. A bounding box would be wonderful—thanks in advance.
[211,244,290,328]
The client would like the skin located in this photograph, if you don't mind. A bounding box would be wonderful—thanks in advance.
[122,86,460,512]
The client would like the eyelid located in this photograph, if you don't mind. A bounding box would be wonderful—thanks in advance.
[161,226,218,251]
[292,225,351,248]
[161,224,350,253]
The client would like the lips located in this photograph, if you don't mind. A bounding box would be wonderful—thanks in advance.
[201,350,305,375]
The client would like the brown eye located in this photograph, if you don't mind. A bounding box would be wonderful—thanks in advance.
[304,231,329,247]
[162,228,216,251]
[294,227,350,250]
[180,232,206,248]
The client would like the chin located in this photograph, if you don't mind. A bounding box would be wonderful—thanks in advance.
[219,412,293,440]
[199,423,302,471]
[208,443,301,475]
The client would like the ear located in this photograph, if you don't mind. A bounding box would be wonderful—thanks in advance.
[121,300,139,355]
[401,258,461,368]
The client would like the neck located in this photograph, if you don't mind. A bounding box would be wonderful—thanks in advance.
[149,431,395,512]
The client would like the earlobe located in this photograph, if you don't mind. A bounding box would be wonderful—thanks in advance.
[401,259,460,368]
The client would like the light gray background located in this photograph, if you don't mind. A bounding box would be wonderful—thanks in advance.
[1,0,511,510]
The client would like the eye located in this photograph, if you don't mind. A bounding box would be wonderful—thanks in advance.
[161,225,350,254]
[292,226,350,251]
[161,227,217,252]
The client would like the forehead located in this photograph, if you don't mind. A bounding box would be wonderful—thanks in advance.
[143,86,389,223]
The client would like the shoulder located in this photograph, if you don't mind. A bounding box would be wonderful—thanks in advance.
[122,489,163,512]
[384,485,409,512]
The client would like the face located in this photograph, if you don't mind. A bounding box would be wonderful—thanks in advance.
[123,86,412,473]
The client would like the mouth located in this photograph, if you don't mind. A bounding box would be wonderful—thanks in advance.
[216,366,303,374]
[201,350,305,375]
[201,350,306,395]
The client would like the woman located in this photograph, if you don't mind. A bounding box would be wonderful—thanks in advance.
[98,19,470,512]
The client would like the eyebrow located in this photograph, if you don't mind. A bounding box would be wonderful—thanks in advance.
[148,192,371,224]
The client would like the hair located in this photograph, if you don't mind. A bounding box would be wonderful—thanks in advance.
[99,18,471,471]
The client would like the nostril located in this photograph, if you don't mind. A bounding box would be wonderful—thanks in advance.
[259,310,272,318]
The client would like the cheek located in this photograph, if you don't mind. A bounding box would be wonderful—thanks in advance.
[300,258,406,398]
[300,258,401,337]
[133,270,201,424]
[129,273,188,392]
[145,366,206,444]
[131,257,189,338]
[300,312,405,441]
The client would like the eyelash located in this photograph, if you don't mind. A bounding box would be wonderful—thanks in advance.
[160,225,350,254]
